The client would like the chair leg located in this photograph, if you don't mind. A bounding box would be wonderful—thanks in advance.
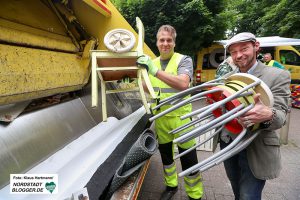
[91,54,98,107]
[137,70,151,114]
[141,69,156,99]
[101,79,108,122]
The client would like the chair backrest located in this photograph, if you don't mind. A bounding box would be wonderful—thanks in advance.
[97,17,146,81]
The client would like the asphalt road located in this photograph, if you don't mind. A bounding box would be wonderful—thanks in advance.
[138,102,300,200]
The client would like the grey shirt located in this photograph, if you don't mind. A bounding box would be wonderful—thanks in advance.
[159,55,193,82]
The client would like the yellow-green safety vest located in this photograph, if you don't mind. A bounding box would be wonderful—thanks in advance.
[266,60,275,66]
[149,53,192,116]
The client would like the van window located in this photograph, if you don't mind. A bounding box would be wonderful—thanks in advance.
[202,54,211,69]
[280,50,300,65]
[258,47,275,60]
[202,51,227,70]
[259,47,275,56]
[193,55,197,70]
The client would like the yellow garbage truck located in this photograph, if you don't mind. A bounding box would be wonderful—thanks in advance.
[194,36,300,84]
[0,0,155,199]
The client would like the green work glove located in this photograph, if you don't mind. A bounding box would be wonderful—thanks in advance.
[117,75,134,84]
[136,55,159,76]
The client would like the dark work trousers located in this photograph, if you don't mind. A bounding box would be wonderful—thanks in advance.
[158,142,199,175]
[220,139,266,200]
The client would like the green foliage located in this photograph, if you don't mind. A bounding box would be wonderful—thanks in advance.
[111,0,300,56]
[223,0,268,37]
[225,0,300,38]
[111,0,228,56]
[258,0,300,38]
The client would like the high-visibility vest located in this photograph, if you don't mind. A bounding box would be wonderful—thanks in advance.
[149,53,192,116]
[266,60,275,66]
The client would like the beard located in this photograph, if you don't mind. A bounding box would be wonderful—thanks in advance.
[234,50,257,71]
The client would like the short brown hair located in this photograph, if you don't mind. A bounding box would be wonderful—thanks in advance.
[157,25,177,42]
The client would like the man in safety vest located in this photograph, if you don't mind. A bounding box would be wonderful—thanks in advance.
[263,53,285,69]
[136,25,203,200]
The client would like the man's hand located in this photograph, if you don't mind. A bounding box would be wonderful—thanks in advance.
[136,54,159,76]
[239,93,273,127]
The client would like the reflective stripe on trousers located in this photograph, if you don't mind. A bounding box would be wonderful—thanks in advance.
[184,172,204,199]
[163,162,178,187]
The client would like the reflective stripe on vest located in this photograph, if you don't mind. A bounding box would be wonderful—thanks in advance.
[153,87,180,93]
[150,53,192,116]
[267,60,275,66]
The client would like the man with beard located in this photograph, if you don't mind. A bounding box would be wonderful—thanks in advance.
[220,32,291,200]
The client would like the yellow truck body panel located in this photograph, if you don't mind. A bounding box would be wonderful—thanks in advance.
[0,0,154,105]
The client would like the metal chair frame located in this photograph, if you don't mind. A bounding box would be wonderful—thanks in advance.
[90,17,155,121]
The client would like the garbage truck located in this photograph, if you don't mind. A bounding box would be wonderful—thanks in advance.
[0,0,155,199]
